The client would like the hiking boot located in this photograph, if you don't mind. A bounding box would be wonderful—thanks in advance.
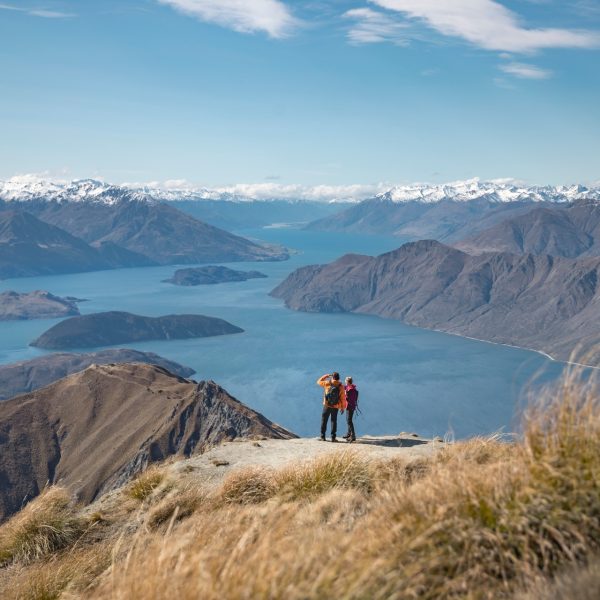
[331,437,338,443]
[343,433,350,439]
[319,435,326,441]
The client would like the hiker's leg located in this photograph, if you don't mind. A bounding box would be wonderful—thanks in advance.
[347,409,355,439]
[344,409,351,437]
[331,408,338,438]
[321,407,329,437]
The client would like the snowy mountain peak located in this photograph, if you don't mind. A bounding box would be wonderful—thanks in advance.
[379,179,599,204]
[0,176,597,205]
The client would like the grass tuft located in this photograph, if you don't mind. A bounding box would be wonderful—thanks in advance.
[218,467,276,505]
[125,468,165,502]
[0,488,83,566]
[274,451,373,502]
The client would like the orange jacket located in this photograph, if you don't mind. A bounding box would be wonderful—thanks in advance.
[317,374,347,410]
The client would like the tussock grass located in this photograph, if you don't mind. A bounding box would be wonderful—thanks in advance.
[516,556,600,600]
[0,543,112,600]
[0,488,83,566]
[146,487,206,529]
[125,468,165,502]
[274,450,373,502]
[218,467,276,505]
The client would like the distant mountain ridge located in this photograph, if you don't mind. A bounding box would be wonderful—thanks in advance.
[0,210,151,279]
[0,349,195,401]
[271,240,600,364]
[455,201,600,258]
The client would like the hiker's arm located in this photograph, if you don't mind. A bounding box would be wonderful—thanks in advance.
[317,374,329,387]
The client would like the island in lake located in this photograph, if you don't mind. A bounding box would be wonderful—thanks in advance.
[0,290,83,321]
[30,311,244,350]
[164,265,268,286]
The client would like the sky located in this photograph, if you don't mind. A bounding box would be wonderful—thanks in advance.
[0,0,599,190]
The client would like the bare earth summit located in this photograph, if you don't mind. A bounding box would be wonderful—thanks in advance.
[174,435,439,483]
[90,435,440,515]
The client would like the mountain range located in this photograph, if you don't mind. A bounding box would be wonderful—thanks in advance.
[0,363,294,520]
[306,180,599,241]
[271,240,600,363]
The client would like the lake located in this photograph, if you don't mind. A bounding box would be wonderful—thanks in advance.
[0,228,566,439]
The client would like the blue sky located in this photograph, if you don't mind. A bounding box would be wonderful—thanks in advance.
[0,0,599,188]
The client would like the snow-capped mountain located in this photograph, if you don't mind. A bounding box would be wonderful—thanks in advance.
[0,175,597,205]
[0,176,155,205]
[379,179,599,204]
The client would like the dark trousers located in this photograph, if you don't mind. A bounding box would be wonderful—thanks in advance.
[321,407,338,438]
[345,409,356,440]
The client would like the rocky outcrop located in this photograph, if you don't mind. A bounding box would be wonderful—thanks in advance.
[164,265,267,286]
[30,311,244,350]
[0,363,295,521]
[0,290,81,320]
[0,349,195,401]
[271,240,600,363]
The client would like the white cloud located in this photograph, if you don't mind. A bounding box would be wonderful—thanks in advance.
[500,61,553,79]
[344,7,411,46]
[0,3,74,18]
[156,0,298,38]
[369,0,600,53]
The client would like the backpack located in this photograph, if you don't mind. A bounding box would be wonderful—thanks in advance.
[324,383,340,407]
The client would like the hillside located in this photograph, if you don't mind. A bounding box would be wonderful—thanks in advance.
[0,290,81,320]
[456,201,600,258]
[0,363,294,521]
[1,198,288,264]
[0,211,145,279]
[31,311,244,350]
[0,349,195,401]
[271,240,600,363]
[306,196,541,241]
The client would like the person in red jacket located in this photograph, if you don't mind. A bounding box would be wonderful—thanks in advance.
[317,372,347,442]
[343,376,359,442]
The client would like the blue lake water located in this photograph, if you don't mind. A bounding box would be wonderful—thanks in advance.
[0,228,566,439]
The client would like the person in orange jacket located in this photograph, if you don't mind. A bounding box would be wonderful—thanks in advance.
[317,372,347,442]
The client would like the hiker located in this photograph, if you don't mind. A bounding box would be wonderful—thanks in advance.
[317,372,347,442]
[343,376,359,443]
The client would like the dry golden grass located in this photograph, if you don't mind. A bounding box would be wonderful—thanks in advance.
[3,367,600,599]
[0,543,112,600]
[125,468,165,502]
[0,488,84,567]
[146,486,206,529]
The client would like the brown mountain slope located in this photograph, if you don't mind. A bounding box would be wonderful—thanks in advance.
[0,363,295,521]
[456,201,600,258]
[6,199,288,264]
[0,349,195,401]
[271,240,600,363]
